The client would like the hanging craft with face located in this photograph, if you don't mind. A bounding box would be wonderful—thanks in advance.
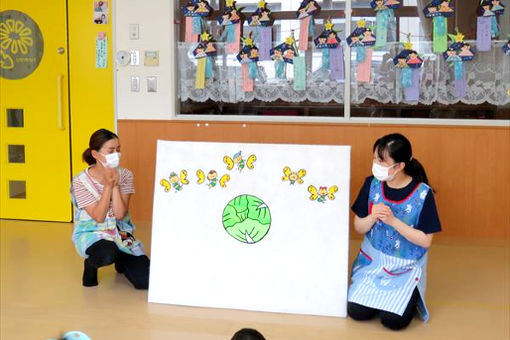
[270,33,298,81]
[393,39,423,101]
[476,0,505,51]
[370,0,401,48]
[423,0,454,53]
[193,31,216,89]
[313,19,344,81]
[347,19,376,83]
[237,33,259,92]
[248,0,271,27]
[182,0,213,42]
[247,1,273,61]
[442,30,475,99]
[218,0,243,54]
[503,39,510,55]
[296,0,321,51]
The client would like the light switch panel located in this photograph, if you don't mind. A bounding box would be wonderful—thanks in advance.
[147,76,157,92]
[130,50,140,66]
[129,24,139,40]
[131,76,140,92]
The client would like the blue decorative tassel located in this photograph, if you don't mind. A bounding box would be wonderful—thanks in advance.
[401,67,412,88]
[248,62,258,79]
[454,60,463,80]
[491,16,499,38]
[275,59,285,79]
[309,16,315,37]
[356,45,366,62]
[192,17,202,34]
[322,49,330,71]
[227,24,235,43]
[205,57,213,78]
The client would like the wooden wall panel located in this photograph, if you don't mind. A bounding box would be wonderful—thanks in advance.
[118,120,510,240]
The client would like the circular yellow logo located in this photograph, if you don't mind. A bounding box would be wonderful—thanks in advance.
[0,10,44,79]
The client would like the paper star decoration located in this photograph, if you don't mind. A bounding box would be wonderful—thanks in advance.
[324,19,334,31]
[449,30,465,43]
[285,35,296,45]
[243,36,255,46]
[403,34,413,49]
[357,19,366,28]
[200,31,212,41]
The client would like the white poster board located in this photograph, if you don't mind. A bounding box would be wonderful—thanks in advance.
[149,141,351,317]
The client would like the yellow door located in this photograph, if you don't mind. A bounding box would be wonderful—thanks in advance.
[0,1,71,221]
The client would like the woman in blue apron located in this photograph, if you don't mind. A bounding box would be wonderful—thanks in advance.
[71,129,149,289]
[348,133,441,330]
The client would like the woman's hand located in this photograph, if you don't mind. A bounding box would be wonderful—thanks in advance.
[104,168,119,187]
[371,203,393,222]
[374,203,434,248]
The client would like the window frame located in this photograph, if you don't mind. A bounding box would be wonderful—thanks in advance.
[168,0,510,126]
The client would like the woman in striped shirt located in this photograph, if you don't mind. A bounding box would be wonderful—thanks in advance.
[348,133,441,330]
[71,129,149,289]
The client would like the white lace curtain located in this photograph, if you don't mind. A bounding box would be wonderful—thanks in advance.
[178,41,510,106]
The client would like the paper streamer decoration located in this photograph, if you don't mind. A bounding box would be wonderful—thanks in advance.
[314,19,344,81]
[193,31,217,89]
[347,20,376,83]
[443,30,475,99]
[218,0,243,54]
[237,33,259,92]
[293,56,306,91]
[182,1,212,43]
[271,33,299,80]
[393,39,423,101]
[423,0,454,53]
[296,0,321,51]
[371,0,401,48]
[476,0,505,52]
[95,32,107,68]
[248,1,273,61]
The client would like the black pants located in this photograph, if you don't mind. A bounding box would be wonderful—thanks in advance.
[84,239,150,289]
[347,288,420,330]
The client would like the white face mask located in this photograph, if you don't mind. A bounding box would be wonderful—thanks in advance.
[99,152,121,168]
[372,162,398,182]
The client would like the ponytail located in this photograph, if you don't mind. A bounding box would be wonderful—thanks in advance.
[404,158,429,185]
[82,148,96,165]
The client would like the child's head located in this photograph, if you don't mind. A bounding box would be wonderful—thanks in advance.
[231,328,266,340]
[50,331,92,340]
[373,133,429,184]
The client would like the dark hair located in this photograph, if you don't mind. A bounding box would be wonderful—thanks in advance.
[373,133,429,185]
[231,328,266,340]
[82,128,118,165]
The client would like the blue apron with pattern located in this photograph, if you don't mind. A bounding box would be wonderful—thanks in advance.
[348,178,431,321]
[70,169,145,258]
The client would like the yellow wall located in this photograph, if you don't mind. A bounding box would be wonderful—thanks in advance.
[68,1,115,176]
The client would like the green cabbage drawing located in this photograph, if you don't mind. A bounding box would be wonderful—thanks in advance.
[222,195,271,244]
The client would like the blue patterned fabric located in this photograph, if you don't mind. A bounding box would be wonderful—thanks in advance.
[348,178,431,320]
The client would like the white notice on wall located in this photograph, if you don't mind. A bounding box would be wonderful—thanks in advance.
[149,140,351,317]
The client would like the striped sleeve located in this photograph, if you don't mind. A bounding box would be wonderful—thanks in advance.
[72,176,98,209]
[119,168,135,195]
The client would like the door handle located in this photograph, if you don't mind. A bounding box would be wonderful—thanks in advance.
[57,74,64,130]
